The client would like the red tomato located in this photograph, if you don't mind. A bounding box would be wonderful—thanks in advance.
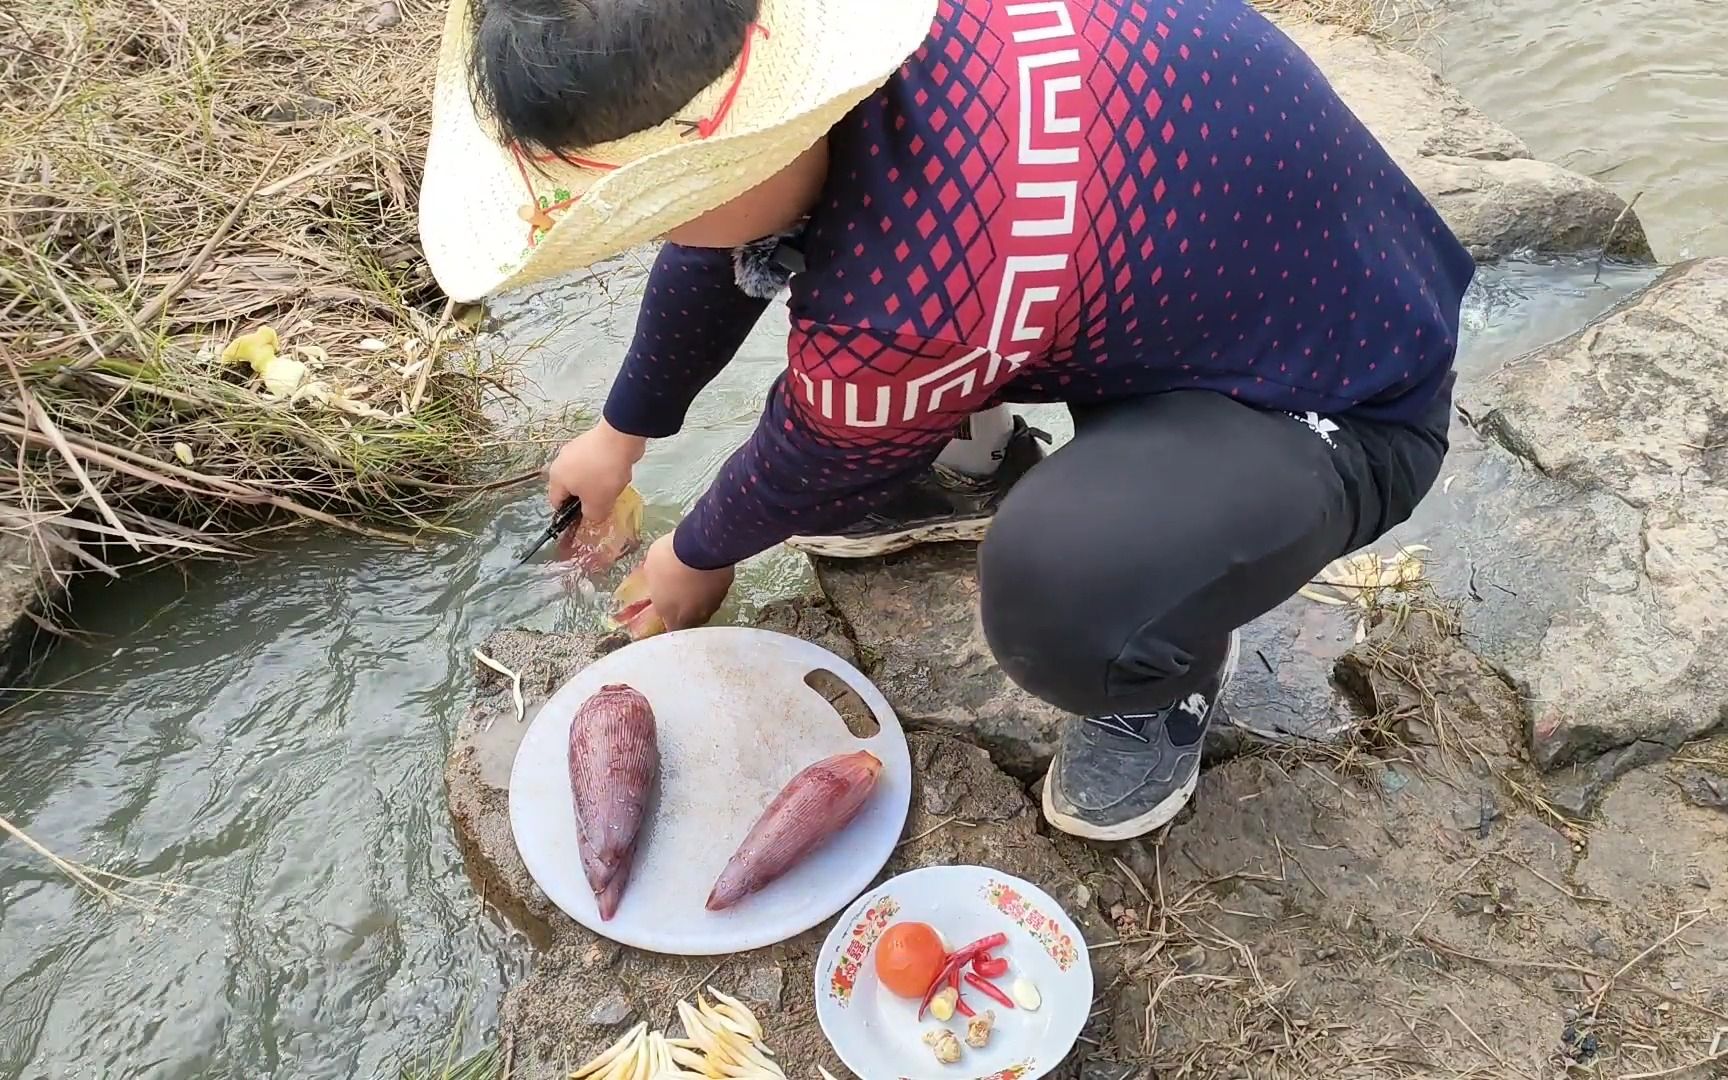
[873,922,946,998]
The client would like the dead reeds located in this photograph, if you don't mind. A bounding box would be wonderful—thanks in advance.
[1257,0,1444,41]
[1,0,528,576]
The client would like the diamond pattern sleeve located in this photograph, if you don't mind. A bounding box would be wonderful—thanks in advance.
[671,322,1006,570]
[601,243,772,439]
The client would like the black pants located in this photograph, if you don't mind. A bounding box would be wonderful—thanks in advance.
[979,378,1453,717]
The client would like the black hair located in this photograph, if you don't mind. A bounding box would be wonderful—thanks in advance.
[468,0,760,160]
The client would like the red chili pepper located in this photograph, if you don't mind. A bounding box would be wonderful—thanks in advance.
[917,933,1010,1019]
[972,955,1009,979]
[954,994,975,1018]
[916,973,948,1019]
[964,971,1015,1009]
[953,933,1007,959]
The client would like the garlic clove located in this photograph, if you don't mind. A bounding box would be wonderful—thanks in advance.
[1011,977,1042,1011]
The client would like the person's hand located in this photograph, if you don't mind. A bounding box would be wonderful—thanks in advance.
[641,533,734,631]
[546,419,647,522]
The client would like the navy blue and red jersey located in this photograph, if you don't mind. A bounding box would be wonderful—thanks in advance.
[601,0,1476,570]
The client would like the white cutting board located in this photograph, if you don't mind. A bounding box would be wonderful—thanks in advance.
[509,626,912,955]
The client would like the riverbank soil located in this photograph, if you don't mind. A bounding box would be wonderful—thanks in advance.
[0,534,69,685]
[450,258,1728,1077]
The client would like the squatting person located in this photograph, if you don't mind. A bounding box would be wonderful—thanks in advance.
[419,0,1475,840]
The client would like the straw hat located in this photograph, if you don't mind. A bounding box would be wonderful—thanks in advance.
[420,0,939,303]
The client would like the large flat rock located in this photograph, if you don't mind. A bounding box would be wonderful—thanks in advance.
[816,545,1375,765]
[445,598,1117,1080]
[1466,258,1728,770]
[813,547,1064,778]
[1272,17,1653,261]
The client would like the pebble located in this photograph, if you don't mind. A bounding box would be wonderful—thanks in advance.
[259,96,339,124]
[586,992,634,1027]
[736,965,785,1011]
[1587,931,1621,960]
[1079,1063,1148,1080]
[1401,717,1438,746]
[1174,945,1208,973]
[1452,793,1503,838]
[364,0,401,31]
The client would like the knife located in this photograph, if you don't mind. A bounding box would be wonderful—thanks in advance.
[515,496,583,567]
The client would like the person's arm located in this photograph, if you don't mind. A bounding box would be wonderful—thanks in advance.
[670,323,1010,570]
[601,242,773,439]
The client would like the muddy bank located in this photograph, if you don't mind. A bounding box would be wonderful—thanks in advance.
[449,600,1728,1077]
[0,534,66,686]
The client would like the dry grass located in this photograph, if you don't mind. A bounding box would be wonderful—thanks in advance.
[1,0,532,574]
[1255,0,1445,42]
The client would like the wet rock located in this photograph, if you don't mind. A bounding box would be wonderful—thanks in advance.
[752,594,860,668]
[0,530,70,687]
[448,610,1116,1079]
[1467,259,1728,769]
[1274,18,1652,260]
[813,546,1064,777]
[816,541,1381,754]
[1222,596,1367,744]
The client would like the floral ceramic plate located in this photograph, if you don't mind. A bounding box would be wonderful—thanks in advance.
[814,865,1092,1080]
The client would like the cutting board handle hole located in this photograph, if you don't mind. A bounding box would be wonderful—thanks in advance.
[804,669,880,739]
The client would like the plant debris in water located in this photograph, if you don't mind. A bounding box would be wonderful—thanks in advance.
[0,0,526,573]
[1299,544,1429,641]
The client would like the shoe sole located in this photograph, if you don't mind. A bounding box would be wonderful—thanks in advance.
[785,515,992,559]
[1040,631,1242,842]
[1042,766,1200,841]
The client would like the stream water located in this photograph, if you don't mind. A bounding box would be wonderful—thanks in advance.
[0,3,1716,1076]
[1428,0,1728,260]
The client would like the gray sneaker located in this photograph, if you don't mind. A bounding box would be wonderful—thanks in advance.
[1041,632,1239,841]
